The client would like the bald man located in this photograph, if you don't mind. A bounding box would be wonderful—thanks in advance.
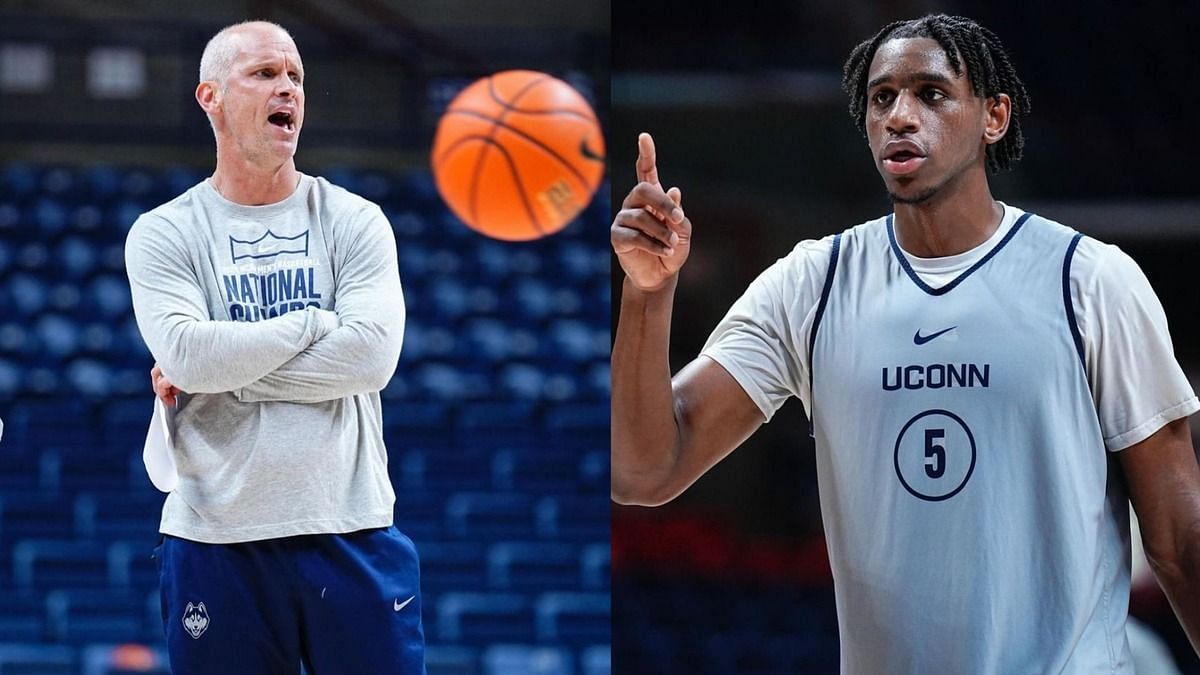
[125,21,423,673]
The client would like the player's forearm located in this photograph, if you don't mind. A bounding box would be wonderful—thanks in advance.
[235,311,404,403]
[611,275,684,506]
[151,307,336,394]
[1151,522,1200,654]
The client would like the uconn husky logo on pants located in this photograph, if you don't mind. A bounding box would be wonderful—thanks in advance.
[182,601,210,639]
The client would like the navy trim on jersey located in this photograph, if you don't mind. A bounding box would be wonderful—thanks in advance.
[807,233,841,434]
[1062,232,1086,369]
[887,211,1034,296]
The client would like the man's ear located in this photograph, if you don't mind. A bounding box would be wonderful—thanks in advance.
[196,81,221,116]
[983,92,1011,146]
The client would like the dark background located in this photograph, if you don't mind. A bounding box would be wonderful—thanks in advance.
[612,1,1200,673]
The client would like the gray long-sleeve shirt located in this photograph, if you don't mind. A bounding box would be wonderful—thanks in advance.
[125,174,404,543]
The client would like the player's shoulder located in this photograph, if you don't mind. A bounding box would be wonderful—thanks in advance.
[773,233,840,276]
[1021,208,1149,292]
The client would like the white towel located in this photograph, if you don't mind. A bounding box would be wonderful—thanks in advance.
[142,397,178,492]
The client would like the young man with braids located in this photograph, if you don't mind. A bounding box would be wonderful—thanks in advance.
[612,13,1200,672]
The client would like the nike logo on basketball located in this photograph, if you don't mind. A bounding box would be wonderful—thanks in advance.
[914,326,956,345]
[579,137,604,162]
[394,596,415,612]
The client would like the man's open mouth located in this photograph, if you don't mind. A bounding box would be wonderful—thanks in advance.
[268,111,295,131]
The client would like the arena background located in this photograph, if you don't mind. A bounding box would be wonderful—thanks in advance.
[611,1,1200,673]
[0,1,610,674]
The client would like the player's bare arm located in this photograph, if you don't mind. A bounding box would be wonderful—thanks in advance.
[1120,416,1200,654]
[611,133,765,506]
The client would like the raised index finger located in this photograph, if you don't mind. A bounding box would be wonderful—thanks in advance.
[635,132,660,187]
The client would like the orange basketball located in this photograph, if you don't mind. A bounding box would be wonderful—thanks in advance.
[431,70,606,241]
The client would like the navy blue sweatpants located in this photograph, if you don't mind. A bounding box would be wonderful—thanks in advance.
[155,526,425,674]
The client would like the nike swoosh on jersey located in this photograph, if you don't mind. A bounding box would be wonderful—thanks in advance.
[579,137,604,162]
[913,326,956,345]
[394,596,415,612]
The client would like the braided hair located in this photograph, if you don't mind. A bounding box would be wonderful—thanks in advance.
[841,14,1030,173]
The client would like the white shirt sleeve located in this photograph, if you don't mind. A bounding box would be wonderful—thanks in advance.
[699,236,835,422]
[1071,238,1199,451]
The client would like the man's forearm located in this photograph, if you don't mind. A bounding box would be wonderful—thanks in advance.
[1154,528,1200,654]
[235,312,403,403]
[148,307,336,394]
[611,275,683,505]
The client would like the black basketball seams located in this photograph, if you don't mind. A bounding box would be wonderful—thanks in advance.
[464,74,559,233]
[443,134,541,236]
[440,109,594,189]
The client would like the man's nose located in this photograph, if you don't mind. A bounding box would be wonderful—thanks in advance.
[885,91,919,134]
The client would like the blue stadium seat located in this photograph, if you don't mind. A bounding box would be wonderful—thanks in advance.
[42,449,131,493]
[82,165,121,202]
[55,236,96,279]
[33,315,79,361]
[436,592,533,643]
[423,645,478,675]
[39,168,77,200]
[45,588,147,644]
[389,209,430,241]
[580,645,610,675]
[578,451,607,494]
[496,363,546,401]
[45,282,81,315]
[414,541,486,591]
[75,323,115,357]
[545,403,608,449]
[491,450,580,493]
[535,496,608,541]
[445,493,537,540]
[162,165,205,196]
[108,200,148,235]
[0,201,22,243]
[579,544,609,591]
[12,540,110,589]
[78,644,170,675]
[486,542,578,591]
[0,643,76,675]
[68,205,103,238]
[63,359,115,398]
[9,274,48,318]
[392,493,445,541]
[482,645,573,675]
[547,320,605,362]
[584,362,609,400]
[0,494,76,544]
[397,448,493,492]
[0,590,49,642]
[457,402,536,431]
[2,163,40,198]
[33,197,68,239]
[414,363,491,401]
[117,169,156,200]
[106,539,159,590]
[75,492,164,540]
[399,323,460,361]
[0,239,12,277]
[0,452,45,493]
[98,242,126,274]
[0,324,34,363]
[535,592,610,644]
[86,275,133,320]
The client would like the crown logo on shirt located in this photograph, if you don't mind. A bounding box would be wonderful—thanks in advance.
[229,230,309,263]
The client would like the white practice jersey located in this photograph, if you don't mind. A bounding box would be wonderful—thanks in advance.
[702,204,1198,674]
